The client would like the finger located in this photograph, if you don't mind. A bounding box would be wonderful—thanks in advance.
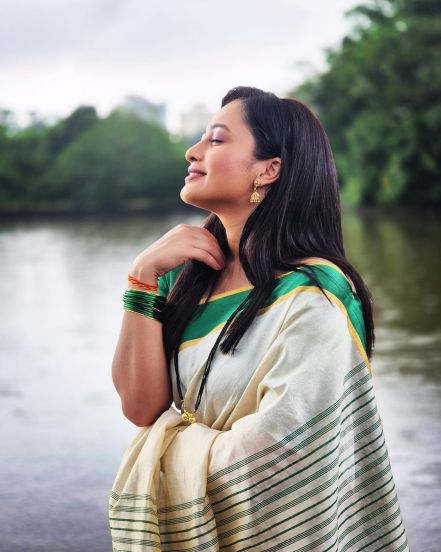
[190,246,224,270]
[191,236,226,266]
[196,228,226,255]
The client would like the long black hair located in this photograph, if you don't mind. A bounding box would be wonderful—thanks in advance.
[161,86,375,371]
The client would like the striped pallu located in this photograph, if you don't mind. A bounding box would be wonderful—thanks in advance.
[109,259,410,551]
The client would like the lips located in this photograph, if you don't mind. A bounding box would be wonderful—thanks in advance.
[188,167,206,175]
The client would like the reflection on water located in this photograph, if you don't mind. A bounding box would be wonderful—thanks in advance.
[0,209,439,550]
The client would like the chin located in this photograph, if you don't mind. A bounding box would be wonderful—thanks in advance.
[180,188,208,210]
[180,185,218,209]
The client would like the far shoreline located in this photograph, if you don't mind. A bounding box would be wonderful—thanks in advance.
[0,202,440,221]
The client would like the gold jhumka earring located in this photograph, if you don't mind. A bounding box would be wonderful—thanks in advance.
[249,179,261,203]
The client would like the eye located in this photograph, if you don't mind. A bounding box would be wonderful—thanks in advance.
[210,139,222,144]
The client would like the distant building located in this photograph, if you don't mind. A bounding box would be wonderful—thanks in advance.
[180,103,213,142]
[119,95,167,127]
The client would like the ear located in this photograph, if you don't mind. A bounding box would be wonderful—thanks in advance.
[258,157,281,185]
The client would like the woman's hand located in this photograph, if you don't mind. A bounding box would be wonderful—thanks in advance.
[130,224,227,281]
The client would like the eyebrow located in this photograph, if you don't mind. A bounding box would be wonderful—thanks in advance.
[204,123,231,133]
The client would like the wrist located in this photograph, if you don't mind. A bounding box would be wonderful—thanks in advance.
[129,264,159,285]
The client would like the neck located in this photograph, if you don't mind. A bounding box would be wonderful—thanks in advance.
[220,218,244,273]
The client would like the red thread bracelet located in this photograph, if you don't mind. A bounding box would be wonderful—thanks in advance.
[128,273,159,292]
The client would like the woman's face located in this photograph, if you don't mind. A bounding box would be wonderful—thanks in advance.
[182,99,264,214]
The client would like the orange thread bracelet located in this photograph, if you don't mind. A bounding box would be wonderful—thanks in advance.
[128,273,159,292]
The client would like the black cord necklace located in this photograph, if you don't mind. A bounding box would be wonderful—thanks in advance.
[174,295,250,424]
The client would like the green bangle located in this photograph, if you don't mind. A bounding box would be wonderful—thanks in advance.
[123,289,167,322]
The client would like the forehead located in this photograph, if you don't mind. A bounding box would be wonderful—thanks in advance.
[205,100,248,135]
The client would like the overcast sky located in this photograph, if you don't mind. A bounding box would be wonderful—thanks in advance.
[0,0,361,133]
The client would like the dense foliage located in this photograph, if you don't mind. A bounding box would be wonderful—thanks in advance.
[291,0,441,206]
[0,107,188,214]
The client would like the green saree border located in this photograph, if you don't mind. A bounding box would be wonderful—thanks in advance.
[158,262,368,369]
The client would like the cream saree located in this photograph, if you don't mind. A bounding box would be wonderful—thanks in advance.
[109,259,410,551]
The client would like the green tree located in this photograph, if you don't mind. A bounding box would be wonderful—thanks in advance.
[0,124,48,204]
[42,110,187,213]
[291,0,441,206]
[46,106,99,157]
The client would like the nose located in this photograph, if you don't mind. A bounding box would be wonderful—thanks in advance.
[185,139,203,163]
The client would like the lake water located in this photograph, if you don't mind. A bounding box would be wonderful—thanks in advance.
[0,208,439,551]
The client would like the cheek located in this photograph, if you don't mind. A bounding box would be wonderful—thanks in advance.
[210,152,251,177]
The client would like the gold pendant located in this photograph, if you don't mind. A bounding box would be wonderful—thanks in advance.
[181,400,196,424]
[182,409,196,424]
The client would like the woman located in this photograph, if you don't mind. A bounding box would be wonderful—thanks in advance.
[109,86,410,551]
